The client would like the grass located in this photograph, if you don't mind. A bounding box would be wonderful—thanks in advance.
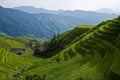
[0,17,120,80]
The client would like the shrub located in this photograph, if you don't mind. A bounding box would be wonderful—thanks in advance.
[25,75,46,80]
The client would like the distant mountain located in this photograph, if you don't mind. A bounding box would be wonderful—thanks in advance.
[14,6,117,16]
[14,6,65,14]
[95,8,115,14]
[0,6,81,40]
[1,6,94,40]
[0,6,117,40]
[14,6,117,24]
[14,6,49,14]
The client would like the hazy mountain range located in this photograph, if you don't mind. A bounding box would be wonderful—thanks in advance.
[95,8,115,14]
[14,6,117,15]
[0,6,117,40]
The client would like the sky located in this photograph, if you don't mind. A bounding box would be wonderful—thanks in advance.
[0,0,120,12]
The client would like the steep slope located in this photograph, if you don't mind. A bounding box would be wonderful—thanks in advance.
[34,13,82,34]
[53,16,120,80]
[0,6,46,39]
[45,25,94,57]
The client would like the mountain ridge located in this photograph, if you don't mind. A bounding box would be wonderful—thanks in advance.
[95,8,115,14]
[14,6,117,15]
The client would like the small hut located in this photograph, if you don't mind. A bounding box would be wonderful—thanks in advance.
[33,46,45,56]
[11,48,26,55]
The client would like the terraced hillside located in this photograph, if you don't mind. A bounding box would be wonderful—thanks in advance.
[0,37,43,80]
[45,25,94,57]
[21,17,120,80]
[1,17,120,80]
[54,16,120,80]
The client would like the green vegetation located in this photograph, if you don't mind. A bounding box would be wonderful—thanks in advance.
[0,16,120,80]
[45,25,94,57]
[0,36,42,80]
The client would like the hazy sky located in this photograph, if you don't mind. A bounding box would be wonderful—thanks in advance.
[0,0,120,12]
